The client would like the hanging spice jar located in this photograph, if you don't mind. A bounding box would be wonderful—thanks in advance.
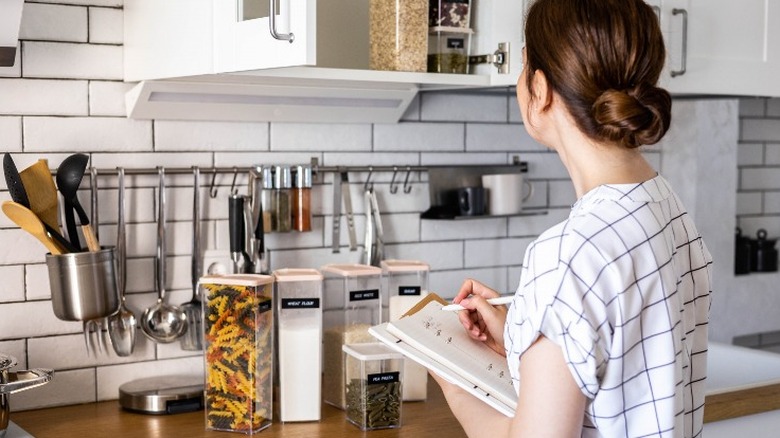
[292,165,312,232]
[261,166,274,233]
[274,165,293,233]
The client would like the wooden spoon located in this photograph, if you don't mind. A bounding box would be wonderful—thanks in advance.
[19,159,59,231]
[2,201,64,255]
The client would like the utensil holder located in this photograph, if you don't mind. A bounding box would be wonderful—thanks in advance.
[45,247,120,321]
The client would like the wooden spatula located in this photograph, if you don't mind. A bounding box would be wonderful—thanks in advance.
[2,201,64,255]
[19,159,60,231]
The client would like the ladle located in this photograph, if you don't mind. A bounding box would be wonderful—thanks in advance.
[140,167,187,343]
[56,153,99,251]
[107,168,137,356]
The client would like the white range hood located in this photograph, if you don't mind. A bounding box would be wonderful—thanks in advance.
[0,0,23,67]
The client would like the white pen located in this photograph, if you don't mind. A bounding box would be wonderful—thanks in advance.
[441,296,514,311]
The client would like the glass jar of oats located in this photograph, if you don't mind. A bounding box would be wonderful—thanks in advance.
[369,0,428,72]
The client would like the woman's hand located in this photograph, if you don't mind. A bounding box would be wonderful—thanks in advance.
[453,278,509,356]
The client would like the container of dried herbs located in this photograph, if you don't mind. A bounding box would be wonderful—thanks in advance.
[343,343,404,431]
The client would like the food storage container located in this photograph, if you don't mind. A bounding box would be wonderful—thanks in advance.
[343,343,403,431]
[45,247,119,321]
[272,268,323,422]
[201,274,274,435]
[380,259,430,401]
[429,0,471,28]
[369,0,428,72]
[428,27,473,74]
[320,264,382,409]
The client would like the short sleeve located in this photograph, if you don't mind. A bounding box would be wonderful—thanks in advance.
[505,226,612,399]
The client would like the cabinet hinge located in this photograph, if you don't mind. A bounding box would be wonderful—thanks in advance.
[469,42,510,74]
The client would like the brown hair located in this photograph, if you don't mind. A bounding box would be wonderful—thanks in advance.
[524,0,671,148]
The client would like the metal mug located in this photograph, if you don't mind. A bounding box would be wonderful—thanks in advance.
[45,247,120,321]
[457,187,486,216]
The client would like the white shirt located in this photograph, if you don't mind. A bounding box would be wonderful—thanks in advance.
[504,175,712,437]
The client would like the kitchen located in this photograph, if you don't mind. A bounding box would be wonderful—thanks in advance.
[2,0,780,436]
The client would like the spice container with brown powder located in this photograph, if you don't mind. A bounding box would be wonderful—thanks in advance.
[369,0,428,72]
[201,274,274,435]
[321,264,382,409]
[273,165,292,232]
[291,165,312,232]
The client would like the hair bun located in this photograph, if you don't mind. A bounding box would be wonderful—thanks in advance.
[592,84,671,148]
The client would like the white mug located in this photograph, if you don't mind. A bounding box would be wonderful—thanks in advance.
[481,173,534,215]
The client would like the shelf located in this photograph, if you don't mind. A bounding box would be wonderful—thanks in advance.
[421,207,547,220]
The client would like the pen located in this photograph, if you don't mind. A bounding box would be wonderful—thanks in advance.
[441,296,514,311]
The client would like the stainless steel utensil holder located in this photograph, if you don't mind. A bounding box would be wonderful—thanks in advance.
[46,247,120,321]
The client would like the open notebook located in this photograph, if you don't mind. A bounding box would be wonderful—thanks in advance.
[368,293,518,417]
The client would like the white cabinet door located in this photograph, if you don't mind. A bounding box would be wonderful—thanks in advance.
[661,0,780,97]
[471,0,525,86]
[213,0,316,73]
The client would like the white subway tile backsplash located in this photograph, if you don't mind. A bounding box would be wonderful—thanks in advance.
[739,142,765,166]
[0,340,26,368]
[763,143,780,166]
[89,7,123,44]
[20,3,87,42]
[548,179,577,207]
[25,263,50,300]
[399,95,421,122]
[155,120,270,151]
[0,117,22,151]
[0,265,24,303]
[742,119,780,142]
[0,79,88,115]
[23,41,122,80]
[736,191,762,215]
[767,98,780,117]
[420,93,508,122]
[384,241,463,270]
[465,123,543,152]
[96,356,203,401]
[738,216,780,239]
[739,97,767,117]
[763,191,780,214]
[24,117,153,152]
[322,152,419,167]
[741,168,780,191]
[464,237,533,268]
[10,368,95,410]
[0,229,56,264]
[374,122,464,151]
[213,151,316,168]
[0,301,80,340]
[522,151,569,179]
[89,81,133,116]
[35,0,123,7]
[28,333,155,370]
[271,122,372,151]
[429,267,509,298]
[508,208,569,237]
[269,247,366,271]
[420,152,508,166]
[421,216,506,241]
[90,152,212,169]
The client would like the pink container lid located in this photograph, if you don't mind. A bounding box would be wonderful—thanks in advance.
[380,259,430,272]
[319,263,382,277]
[199,273,274,287]
[273,268,323,282]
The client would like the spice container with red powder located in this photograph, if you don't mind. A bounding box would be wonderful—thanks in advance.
[201,274,274,435]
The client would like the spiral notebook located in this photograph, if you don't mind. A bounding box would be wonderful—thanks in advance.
[368,293,518,417]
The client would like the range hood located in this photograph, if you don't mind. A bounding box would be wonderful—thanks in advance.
[0,0,23,67]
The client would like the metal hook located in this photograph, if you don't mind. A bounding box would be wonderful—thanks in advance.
[209,169,219,198]
[389,167,399,194]
[403,166,413,194]
[230,166,239,195]
[364,166,374,191]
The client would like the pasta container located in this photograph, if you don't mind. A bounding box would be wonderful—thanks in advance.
[320,264,382,409]
[201,274,274,435]
[272,268,323,423]
[380,259,430,401]
[369,0,428,72]
[343,342,404,431]
[429,0,471,28]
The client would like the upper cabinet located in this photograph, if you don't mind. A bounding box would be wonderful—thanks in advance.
[654,0,780,96]
[124,0,523,123]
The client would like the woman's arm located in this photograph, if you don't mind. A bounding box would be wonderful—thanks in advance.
[433,336,587,437]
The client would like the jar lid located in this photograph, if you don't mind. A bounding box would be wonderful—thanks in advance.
[273,268,323,282]
[274,165,292,189]
[320,263,382,277]
[293,165,312,188]
[342,342,403,361]
[381,259,430,273]
[199,273,274,287]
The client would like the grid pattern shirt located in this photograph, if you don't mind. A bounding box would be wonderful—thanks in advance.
[504,175,712,438]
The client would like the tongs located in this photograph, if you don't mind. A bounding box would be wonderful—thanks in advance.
[363,187,384,266]
[228,167,269,274]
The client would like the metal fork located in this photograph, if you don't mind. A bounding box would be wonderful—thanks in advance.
[83,318,112,355]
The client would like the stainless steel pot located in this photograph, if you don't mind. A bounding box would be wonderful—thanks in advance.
[0,354,54,438]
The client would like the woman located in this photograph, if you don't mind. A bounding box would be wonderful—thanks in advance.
[434,0,713,436]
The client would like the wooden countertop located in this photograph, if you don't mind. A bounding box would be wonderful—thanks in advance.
[11,380,467,438]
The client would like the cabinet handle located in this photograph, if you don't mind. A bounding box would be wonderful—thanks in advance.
[269,0,295,43]
[671,8,687,77]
